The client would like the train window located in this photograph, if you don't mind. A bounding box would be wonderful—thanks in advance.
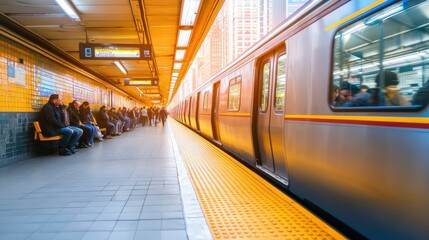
[203,92,209,112]
[274,54,286,113]
[331,1,429,110]
[260,61,270,112]
[228,76,242,111]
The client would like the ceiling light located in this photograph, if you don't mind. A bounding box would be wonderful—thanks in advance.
[55,0,81,22]
[136,87,143,94]
[178,30,192,47]
[175,50,186,61]
[174,63,182,70]
[114,61,127,75]
[172,72,179,77]
[180,0,201,26]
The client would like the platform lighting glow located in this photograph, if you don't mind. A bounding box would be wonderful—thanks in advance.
[174,63,182,70]
[136,87,143,94]
[180,0,201,26]
[114,61,127,75]
[175,50,186,61]
[178,30,192,47]
[55,0,81,21]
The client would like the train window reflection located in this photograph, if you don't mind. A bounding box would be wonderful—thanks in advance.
[331,1,429,109]
[203,92,209,112]
[260,61,270,112]
[275,54,286,113]
[228,76,242,111]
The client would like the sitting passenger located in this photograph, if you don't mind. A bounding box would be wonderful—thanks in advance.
[68,100,93,148]
[59,102,83,153]
[349,70,410,106]
[39,94,81,155]
[108,107,123,135]
[335,81,360,106]
[117,107,131,131]
[98,106,115,139]
[79,101,99,144]
[412,79,429,106]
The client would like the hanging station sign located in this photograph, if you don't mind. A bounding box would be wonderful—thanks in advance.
[124,78,159,86]
[79,43,152,60]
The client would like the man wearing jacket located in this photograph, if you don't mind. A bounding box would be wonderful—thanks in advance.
[39,94,81,155]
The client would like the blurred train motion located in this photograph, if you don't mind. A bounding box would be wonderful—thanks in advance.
[169,0,429,239]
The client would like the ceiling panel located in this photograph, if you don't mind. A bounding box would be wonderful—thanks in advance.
[0,0,223,105]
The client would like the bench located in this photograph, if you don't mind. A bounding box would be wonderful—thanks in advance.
[33,121,62,141]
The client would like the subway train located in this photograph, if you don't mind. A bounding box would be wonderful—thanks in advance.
[169,0,429,239]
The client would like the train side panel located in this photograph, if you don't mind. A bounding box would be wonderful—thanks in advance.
[285,1,429,239]
[217,62,256,165]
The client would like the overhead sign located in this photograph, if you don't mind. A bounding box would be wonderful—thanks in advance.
[79,43,152,60]
[124,78,158,86]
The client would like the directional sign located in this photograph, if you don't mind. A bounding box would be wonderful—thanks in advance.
[124,79,158,86]
[79,43,152,60]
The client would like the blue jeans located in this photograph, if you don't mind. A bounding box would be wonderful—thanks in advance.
[68,126,83,149]
[84,124,97,144]
[124,117,131,129]
[52,127,80,150]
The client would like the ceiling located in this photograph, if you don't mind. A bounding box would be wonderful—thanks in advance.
[0,0,223,105]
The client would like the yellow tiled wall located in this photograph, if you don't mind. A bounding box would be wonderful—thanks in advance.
[0,35,139,112]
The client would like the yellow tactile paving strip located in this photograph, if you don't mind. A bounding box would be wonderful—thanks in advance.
[170,121,346,240]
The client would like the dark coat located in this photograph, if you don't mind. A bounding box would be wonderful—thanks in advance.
[98,110,110,127]
[67,104,81,127]
[79,106,94,124]
[39,101,65,137]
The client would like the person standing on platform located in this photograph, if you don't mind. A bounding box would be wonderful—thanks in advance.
[141,106,148,126]
[39,94,81,155]
[147,107,153,126]
[159,106,168,127]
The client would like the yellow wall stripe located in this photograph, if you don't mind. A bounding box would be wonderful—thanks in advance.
[285,114,429,124]
[325,0,387,31]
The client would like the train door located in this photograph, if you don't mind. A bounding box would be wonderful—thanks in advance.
[196,92,201,131]
[255,50,288,182]
[184,100,188,124]
[188,97,192,127]
[212,82,221,142]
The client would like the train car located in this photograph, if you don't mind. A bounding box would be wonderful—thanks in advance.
[170,0,429,239]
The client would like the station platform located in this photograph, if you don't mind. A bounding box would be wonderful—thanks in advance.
[0,120,346,240]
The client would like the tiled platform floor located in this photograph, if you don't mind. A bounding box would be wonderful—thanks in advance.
[0,123,211,240]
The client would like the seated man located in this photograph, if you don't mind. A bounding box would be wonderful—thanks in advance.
[39,94,81,155]
[108,107,123,135]
[98,106,115,139]
[68,100,93,148]
[117,107,131,131]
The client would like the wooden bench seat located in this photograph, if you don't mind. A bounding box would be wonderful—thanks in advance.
[33,121,62,141]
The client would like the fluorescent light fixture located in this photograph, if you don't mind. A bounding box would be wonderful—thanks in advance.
[136,87,143,94]
[175,50,186,61]
[174,63,182,69]
[178,30,192,47]
[55,0,81,22]
[180,0,201,26]
[114,61,127,75]
[172,72,179,77]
